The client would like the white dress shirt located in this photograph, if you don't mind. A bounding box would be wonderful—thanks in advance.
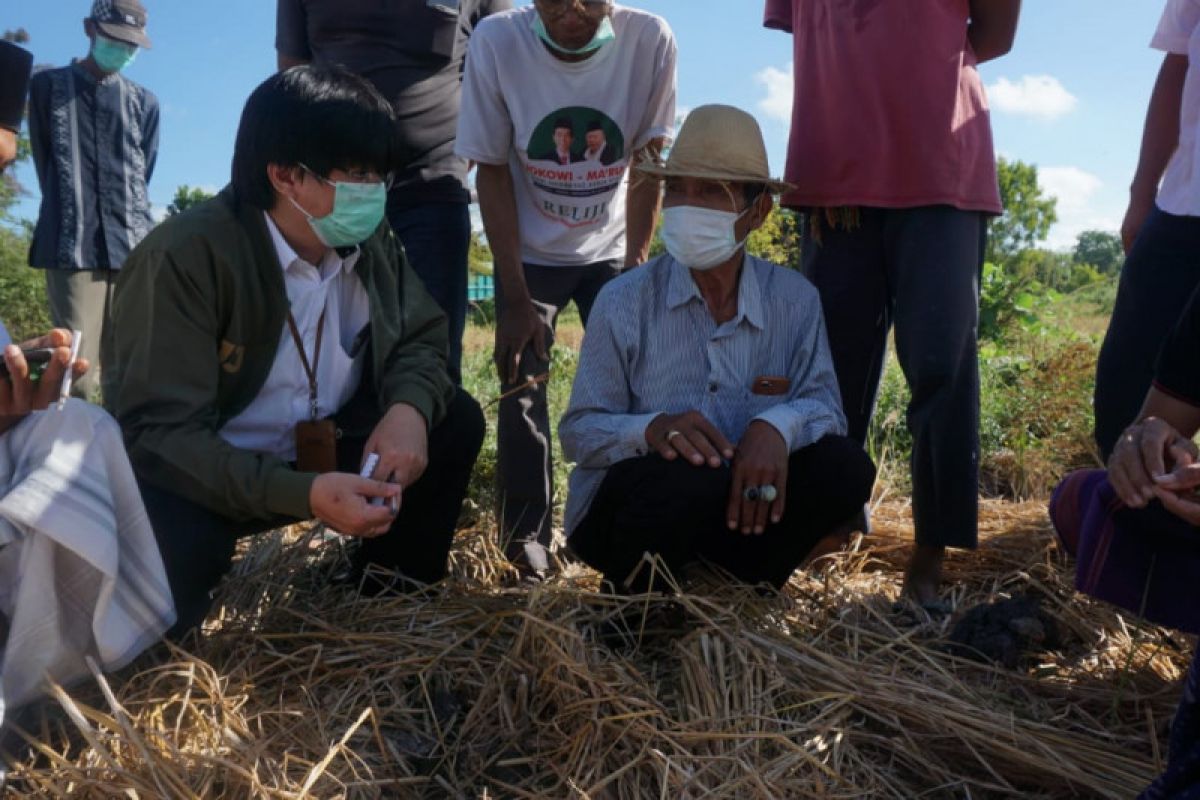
[218,213,371,460]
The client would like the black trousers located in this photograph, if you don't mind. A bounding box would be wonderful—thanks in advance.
[1094,205,1200,460]
[801,206,984,549]
[141,388,485,633]
[568,435,876,591]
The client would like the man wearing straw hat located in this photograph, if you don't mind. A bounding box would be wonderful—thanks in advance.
[560,105,876,593]
[457,0,676,579]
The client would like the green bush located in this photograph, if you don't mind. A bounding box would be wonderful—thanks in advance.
[0,225,49,342]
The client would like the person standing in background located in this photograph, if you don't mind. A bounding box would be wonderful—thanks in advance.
[1094,0,1200,461]
[276,0,513,386]
[764,0,1021,609]
[27,0,158,400]
[456,0,676,579]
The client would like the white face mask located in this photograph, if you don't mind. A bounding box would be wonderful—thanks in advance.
[661,205,750,271]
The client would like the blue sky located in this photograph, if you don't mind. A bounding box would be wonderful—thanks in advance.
[5,1,1163,250]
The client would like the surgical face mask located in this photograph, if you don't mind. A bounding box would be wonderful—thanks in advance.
[91,34,138,74]
[532,13,615,56]
[661,205,752,271]
[289,165,387,248]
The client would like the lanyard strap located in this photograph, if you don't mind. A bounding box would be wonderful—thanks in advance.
[285,307,326,420]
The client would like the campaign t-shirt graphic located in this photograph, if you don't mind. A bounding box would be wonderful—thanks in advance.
[455,5,677,265]
[524,108,627,227]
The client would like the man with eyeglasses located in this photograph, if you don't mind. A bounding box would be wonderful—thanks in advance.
[457,0,677,579]
[103,66,486,634]
[276,0,512,387]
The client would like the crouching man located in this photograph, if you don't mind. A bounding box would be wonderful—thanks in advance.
[103,66,485,634]
[559,105,875,593]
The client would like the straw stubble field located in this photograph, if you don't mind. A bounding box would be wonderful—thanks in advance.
[2,317,1189,798]
[2,499,1188,798]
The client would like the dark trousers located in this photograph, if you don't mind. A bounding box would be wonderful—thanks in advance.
[495,259,621,569]
[801,206,984,549]
[387,202,471,385]
[1095,205,1200,460]
[568,435,876,591]
[141,388,485,634]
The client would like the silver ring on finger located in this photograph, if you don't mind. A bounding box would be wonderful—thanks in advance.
[666,429,683,443]
[742,485,760,502]
[758,484,778,503]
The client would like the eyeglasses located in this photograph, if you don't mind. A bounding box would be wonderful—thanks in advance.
[300,163,395,191]
[535,0,612,21]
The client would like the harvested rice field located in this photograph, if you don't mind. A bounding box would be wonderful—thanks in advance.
[1,499,1188,798]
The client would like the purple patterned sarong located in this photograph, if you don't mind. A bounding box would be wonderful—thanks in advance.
[1050,469,1200,634]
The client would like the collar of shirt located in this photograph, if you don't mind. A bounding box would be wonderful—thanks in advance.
[262,211,360,282]
[70,59,119,86]
[664,252,765,331]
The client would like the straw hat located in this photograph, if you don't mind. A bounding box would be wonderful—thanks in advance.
[637,104,792,193]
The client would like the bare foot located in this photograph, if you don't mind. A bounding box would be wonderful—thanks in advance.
[901,543,946,608]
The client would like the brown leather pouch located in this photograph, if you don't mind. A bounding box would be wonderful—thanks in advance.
[295,419,338,473]
[751,376,791,396]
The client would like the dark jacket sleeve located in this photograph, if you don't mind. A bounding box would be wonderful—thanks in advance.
[105,232,316,522]
[275,0,312,60]
[373,229,455,429]
[0,41,32,132]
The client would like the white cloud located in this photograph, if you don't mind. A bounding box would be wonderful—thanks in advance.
[754,63,794,124]
[987,75,1078,121]
[1037,166,1117,249]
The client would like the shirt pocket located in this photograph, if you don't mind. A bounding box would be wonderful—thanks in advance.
[402,2,460,61]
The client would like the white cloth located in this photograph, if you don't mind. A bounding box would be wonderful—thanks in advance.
[0,400,175,727]
[1153,0,1200,217]
[219,213,371,460]
[456,5,676,266]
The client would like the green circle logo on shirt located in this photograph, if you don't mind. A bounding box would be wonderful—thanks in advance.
[525,107,626,199]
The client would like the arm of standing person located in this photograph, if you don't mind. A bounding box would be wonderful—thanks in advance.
[967,0,1022,64]
[1123,54,1188,253]
[454,21,543,385]
[623,138,664,268]
[475,163,545,384]
[625,21,677,268]
[27,71,52,192]
[141,91,160,183]
[275,0,312,71]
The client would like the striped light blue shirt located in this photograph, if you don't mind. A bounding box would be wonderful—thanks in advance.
[559,253,847,535]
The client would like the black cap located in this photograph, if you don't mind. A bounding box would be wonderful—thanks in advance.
[90,0,151,49]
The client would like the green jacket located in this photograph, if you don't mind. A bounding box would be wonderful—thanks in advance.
[103,187,454,522]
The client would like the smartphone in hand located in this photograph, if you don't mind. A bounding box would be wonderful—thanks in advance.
[0,348,56,380]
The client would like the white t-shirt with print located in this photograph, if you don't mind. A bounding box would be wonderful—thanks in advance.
[1154,0,1200,217]
[456,5,676,266]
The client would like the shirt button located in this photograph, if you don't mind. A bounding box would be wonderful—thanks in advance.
[708,383,718,393]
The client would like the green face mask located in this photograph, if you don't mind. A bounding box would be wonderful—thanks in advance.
[532,14,615,56]
[91,34,138,74]
[290,165,387,249]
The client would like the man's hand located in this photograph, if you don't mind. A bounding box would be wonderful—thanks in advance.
[645,410,734,468]
[1120,190,1155,254]
[363,403,429,489]
[309,472,400,537]
[726,420,789,535]
[0,329,89,434]
[0,128,17,172]
[494,295,547,386]
[1108,416,1198,507]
